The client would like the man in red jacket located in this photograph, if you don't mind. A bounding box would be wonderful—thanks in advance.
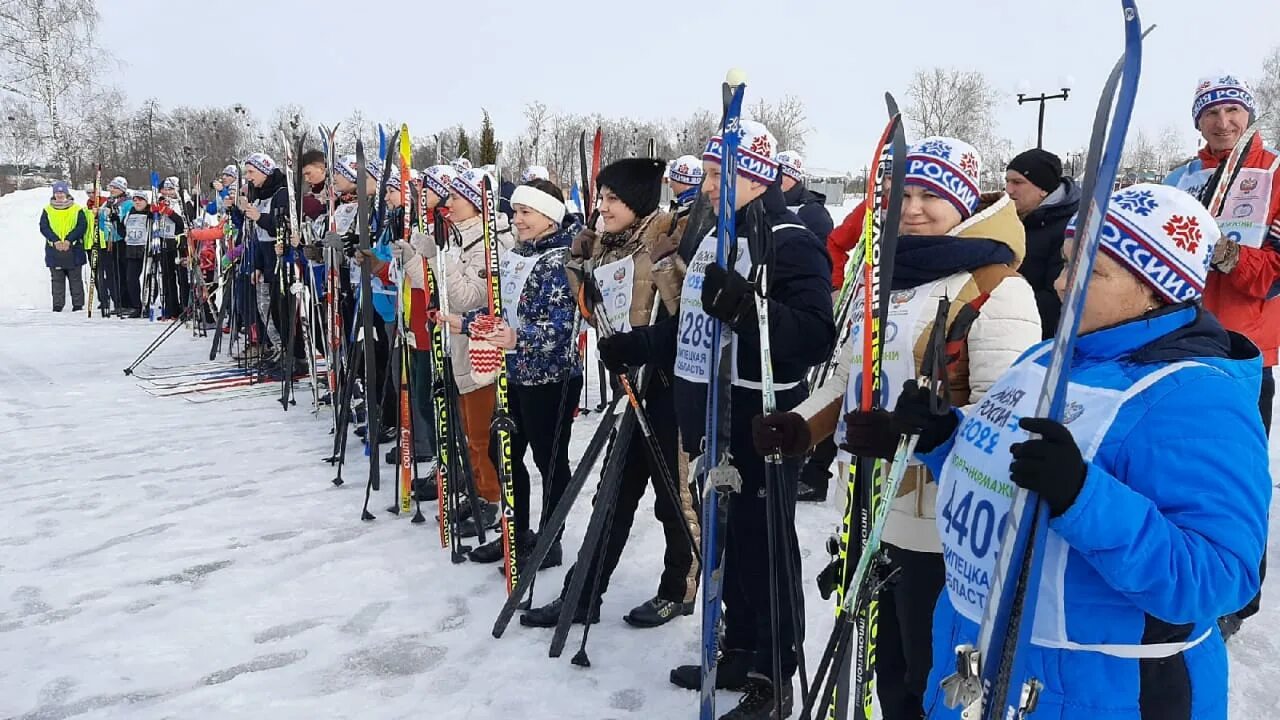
[1166,73,1280,639]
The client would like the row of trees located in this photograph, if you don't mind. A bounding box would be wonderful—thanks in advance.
[5,1,1280,192]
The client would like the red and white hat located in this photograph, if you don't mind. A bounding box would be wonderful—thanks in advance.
[703,119,779,185]
[904,136,982,219]
[776,150,804,182]
[1068,183,1219,304]
[451,168,491,210]
[423,164,455,199]
[668,155,703,186]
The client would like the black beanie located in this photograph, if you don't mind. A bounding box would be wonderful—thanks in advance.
[1007,149,1063,194]
[596,158,665,219]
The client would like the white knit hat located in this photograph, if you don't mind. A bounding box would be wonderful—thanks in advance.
[668,155,704,186]
[244,152,277,177]
[423,164,455,199]
[521,165,550,183]
[1192,74,1256,127]
[511,184,566,224]
[776,150,805,182]
[1069,183,1220,304]
[904,136,982,219]
[702,119,779,185]
[450,167,491,210]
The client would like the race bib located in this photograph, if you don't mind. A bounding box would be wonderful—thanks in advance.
[592,255,636,334]
[674,231,751,384]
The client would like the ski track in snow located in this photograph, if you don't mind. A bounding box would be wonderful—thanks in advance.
[1,188,1276,719]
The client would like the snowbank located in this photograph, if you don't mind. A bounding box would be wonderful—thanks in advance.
[0,187,89,311]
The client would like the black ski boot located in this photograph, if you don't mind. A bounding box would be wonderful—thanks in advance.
[717,673,792,719]
[669,649,752,691]
[623,596,694,628]
[413,475,438,503]
[458,499,500,538]
[516,532,561,571]
[796,481,827,503]
[520,597,600,628]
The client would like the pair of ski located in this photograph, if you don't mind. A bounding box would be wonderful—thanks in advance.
[931,4,1148,719]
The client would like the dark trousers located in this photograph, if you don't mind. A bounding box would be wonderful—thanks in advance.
[49,267,85,310]
[508,376,582,536]
[123,255,144,310]
[875,545,946,720]
[95,249,118,311]
[563,377,700,604]
[719,386,806,682]
[400,348,437,457]
[160,244,180,318]
[1236,366,1273,621]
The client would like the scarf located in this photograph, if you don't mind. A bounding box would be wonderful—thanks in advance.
[50,196,74,211]
[892,234,1015,290]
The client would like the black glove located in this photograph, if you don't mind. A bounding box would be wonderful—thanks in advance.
[890,380,958,454]
[701,263,755,328]
[1009,417,1085,517]
[840,409,901,460]
[750,411,811,457]
[597,331,648,374]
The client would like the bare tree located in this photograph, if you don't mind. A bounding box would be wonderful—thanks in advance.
[674,109,718,156]
[906,67,999,141]
[1156,124,1193,173]
[523,101,550,166]
[0,96,43,175]
[0,0,104,177]
[1253,46,1280,145]
[1123,129,1160,178]
[750,94,809,151]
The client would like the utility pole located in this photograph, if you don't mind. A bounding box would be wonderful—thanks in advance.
[1017,86,1071,149]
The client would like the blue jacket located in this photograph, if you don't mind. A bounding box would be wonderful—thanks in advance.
[920,305,1270,720]
[464,227,581,386]
[40,203,88,268]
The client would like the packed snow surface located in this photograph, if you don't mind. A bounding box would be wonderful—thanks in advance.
[1,188,1277,719]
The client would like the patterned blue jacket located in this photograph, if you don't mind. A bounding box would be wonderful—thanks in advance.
[465,227,582,387]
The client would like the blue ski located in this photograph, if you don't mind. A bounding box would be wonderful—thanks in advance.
[941,3,1147,718]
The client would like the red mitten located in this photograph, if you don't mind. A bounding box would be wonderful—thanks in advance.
[467,314,504,385]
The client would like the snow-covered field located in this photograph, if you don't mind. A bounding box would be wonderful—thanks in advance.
[0,187,1276,719]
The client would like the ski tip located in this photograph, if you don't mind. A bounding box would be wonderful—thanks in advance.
[725,68,747,87]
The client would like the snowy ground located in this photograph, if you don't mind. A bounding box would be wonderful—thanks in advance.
[1,187,1277,719]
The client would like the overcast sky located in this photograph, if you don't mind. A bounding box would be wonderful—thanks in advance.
[97,0,1279,172]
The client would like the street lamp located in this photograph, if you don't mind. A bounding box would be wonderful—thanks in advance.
[1017,78,1073,149]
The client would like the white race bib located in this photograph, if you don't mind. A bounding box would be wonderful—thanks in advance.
[674,231,752,385]
[124,214,148,246]
[592,255,636,334]
[498,248,553,331]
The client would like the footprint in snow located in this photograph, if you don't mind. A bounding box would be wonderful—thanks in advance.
[36,676,77,706]
[254,618,325,644]
[145,559,233,586]
[12,586,51,617]
[201,650,308,685]
[339,635,447,678]
[437,596,469,632]
[609,688,646,712]
[341,601,391,636]
[11,690,167,720]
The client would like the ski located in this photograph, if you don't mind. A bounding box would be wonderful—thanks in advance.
[826,94,906,720]
[802,296,949,720]
[941,4,1145,718]
[355,140,383,510]
[393,124,421,520]
[480,173,519,593]
[700,72,747,720]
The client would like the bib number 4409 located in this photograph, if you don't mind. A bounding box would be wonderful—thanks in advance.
[940,482,1007,561]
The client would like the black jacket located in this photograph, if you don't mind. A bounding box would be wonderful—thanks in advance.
[641,182,835,449]
[783,182,834,243]
[1018,177,1081,338]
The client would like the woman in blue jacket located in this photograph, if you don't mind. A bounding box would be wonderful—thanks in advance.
[452,178,582,567]
[843,183,1270,719]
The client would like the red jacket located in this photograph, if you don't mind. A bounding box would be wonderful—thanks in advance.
[1170,136,1280,365]
[827,198,868,289]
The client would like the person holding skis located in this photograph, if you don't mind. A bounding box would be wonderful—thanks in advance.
[754,137,1042,719]
[448,178,582,570]
[777,150,834,241]
[155,177,188,320]
[667,155,704,217]
[841,182,1269,719]
[114,188,152,318]
[432,166,513,539]
[239,152,293,369]
[1165,74,1280,639]
[1006,149,1081,338]
[521,157,702,630]
[40,180,89,313]
[601,121,835,717]
[94,176,131,317]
